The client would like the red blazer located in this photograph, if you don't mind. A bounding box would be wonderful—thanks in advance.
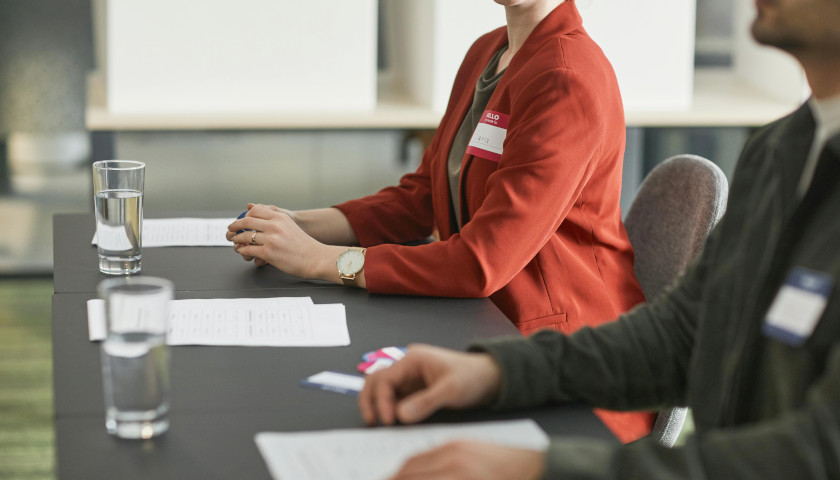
[336,2,644,334]
[336,2,651,442]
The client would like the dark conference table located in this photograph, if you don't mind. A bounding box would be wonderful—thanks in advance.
[53,212,322,294]
[51,213,616,479]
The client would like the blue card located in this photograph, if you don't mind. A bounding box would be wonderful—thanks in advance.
[236,210,249,234]
[300,371,365,397]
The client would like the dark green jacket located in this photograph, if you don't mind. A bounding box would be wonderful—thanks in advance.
[474,102,840,479]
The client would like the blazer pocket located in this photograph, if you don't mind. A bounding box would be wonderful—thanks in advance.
[520,313,567,336]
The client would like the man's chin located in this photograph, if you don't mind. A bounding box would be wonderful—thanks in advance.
[751,21,770,46]
[751,20,786,50]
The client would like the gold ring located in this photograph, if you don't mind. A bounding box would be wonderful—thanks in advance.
[251,231,258,245]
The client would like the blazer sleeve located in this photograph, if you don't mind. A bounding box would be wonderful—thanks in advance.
[359,67,619,298]
[536,341,840,480]
[333,146,436,246]
[471,216,840,478]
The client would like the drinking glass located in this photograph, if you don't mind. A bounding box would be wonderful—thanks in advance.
[99,276,173,439]
[92,160,144,275]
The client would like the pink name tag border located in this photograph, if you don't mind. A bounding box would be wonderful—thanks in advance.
[465,110,510,163]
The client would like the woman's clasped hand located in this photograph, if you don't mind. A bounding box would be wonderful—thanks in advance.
[227,204,327,278]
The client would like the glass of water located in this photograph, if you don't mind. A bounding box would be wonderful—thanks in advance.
[99,276,173,439]
[92,160,145,275]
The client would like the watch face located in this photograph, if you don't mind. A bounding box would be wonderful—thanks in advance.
[337,249,365,275]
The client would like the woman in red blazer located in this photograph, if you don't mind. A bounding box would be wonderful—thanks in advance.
[228,0,650,442]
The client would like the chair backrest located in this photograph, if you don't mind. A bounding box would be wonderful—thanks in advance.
[624,154,729,301]
[623,154,729,447]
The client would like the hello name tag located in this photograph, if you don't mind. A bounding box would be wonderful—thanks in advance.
[466,110,510,162]
[762,268,834,347]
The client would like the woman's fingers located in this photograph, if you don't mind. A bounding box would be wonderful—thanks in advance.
[227,204,276,235]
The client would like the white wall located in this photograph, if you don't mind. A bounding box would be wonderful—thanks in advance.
[384,0,697,113]
[103,0,378,113]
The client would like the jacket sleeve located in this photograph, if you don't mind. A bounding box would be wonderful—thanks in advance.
[333,147,437,246]
[353,67,619,298]
[471,213,840,478]
[537,342,840,479]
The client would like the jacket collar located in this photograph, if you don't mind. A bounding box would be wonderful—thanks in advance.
[768,102,817,205]
[504,0,584,73]
[826,130,840,158]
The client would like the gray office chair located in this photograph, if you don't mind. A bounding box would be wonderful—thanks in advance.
[623,154,729,447]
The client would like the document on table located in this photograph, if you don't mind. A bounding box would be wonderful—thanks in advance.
[92,218,233,247]
[87,297,351,346]
[255,419,549,480]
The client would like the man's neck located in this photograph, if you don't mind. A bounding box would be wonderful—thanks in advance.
[798,54,840,99]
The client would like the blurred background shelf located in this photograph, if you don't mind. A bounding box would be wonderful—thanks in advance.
[86,67,800,131]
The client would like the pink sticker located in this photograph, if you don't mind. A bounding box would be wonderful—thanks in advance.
[465,110,510,162]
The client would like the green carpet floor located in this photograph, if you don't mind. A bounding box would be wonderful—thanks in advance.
[0,277,55,480]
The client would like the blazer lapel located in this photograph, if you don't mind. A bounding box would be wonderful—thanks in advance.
[436,33,508,236]
[771,103,816,214]
[453,2,584,230]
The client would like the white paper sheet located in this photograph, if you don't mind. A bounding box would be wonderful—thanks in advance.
[255,419,549,480]
[92,218,233,247]
[87,297,351,346]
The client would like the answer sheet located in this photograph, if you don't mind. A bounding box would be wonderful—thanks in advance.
[255,419,549,480]
[92,218,233,247]
[87,296,351,346]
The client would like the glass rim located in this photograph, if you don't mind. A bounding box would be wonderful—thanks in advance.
[98,276,174,299]
[92,160,145,171]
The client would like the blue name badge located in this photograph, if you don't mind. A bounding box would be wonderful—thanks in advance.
[762,268,834,347]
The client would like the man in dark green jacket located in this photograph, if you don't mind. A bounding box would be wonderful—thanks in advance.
[358,0,840,478]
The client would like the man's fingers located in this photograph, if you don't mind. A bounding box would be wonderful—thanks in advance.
[373,377,398,425]
[389,445,458,480]
[396,377,454,424]
[361,362,419,425]
[358,376,377,425]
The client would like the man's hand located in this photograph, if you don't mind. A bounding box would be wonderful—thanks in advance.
[358,344,503,426]
[389,440,545,480]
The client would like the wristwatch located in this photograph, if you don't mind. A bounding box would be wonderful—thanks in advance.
[337,247,366,286]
